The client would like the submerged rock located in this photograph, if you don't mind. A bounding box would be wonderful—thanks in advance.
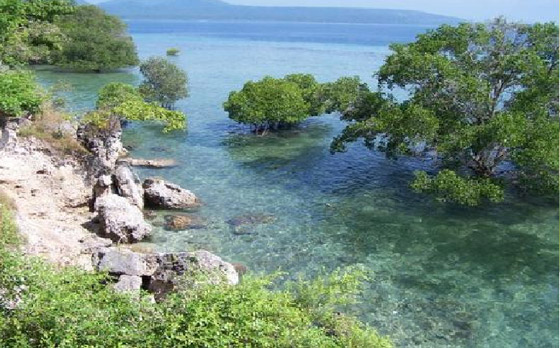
[143,178,199,209]
[144,210,158,221]
[94,194,152,243]
[163,214,206,231]
[114,164,144,209]
[226,213,276,227]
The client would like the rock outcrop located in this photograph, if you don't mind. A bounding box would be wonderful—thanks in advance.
[77,122,126,176]
[119,158,177,169]
[94,194,152,243]
[94,248,239,299]
[114,164,144,209]
[143,178,199,209]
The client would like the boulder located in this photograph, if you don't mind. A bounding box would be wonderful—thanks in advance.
[190,250,239,285]
[90,175,114,211]
[149,250,239,301]
[94,248,159,276]
[120,158,177,169]
[114,164,144,209]
[143,178,199,209]
[114,275,143,293]
[93,247,239,300]
[94,194,152,243]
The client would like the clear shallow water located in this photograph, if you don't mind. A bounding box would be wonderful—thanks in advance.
[36,22,559,347]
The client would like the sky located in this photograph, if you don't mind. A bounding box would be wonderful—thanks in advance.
[88,0,558,23]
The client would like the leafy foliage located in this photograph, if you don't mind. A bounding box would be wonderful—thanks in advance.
[224,75,324,134]
[52,5,138,71]
[411,170,504,206]
[0,70,42,120]
[0,239,391,347]
[139,57,188,109]
[84,82,186,132]
[0,0,75,66]
[330,19,559,205]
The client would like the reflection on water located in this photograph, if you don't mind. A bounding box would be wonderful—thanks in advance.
[36,29,558,347]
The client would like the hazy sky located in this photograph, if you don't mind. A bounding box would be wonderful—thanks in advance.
[89,0,558,23]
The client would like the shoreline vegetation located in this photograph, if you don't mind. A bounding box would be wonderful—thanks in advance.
[0,0,557,346]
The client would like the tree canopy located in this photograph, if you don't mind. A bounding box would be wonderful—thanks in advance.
[53,5,138,71]
[84,82,186,133]
[0,1,139,71]
[330,19,559,205]
[139,57,188,109]
[223,74,325,134]
[0,0,75,66]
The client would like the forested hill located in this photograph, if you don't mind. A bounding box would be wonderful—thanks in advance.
[97,0,462,25]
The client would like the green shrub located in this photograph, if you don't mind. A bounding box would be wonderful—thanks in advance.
[166,48,180,56]
[84,82,187,132]
[411,170,504,206]
[0,70,42,121]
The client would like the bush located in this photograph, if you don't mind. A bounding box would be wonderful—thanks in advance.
[224,76,311,134]
[83,82,186,133]
[139,57,188,109]
[0,70,42,121]
[166,48,180,56]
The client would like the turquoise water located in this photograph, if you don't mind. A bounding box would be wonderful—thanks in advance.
[36,22,559,347]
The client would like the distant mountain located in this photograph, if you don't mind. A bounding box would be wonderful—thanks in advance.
[97,0,462,25]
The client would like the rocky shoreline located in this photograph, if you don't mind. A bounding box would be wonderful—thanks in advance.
[0,119,239,297]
